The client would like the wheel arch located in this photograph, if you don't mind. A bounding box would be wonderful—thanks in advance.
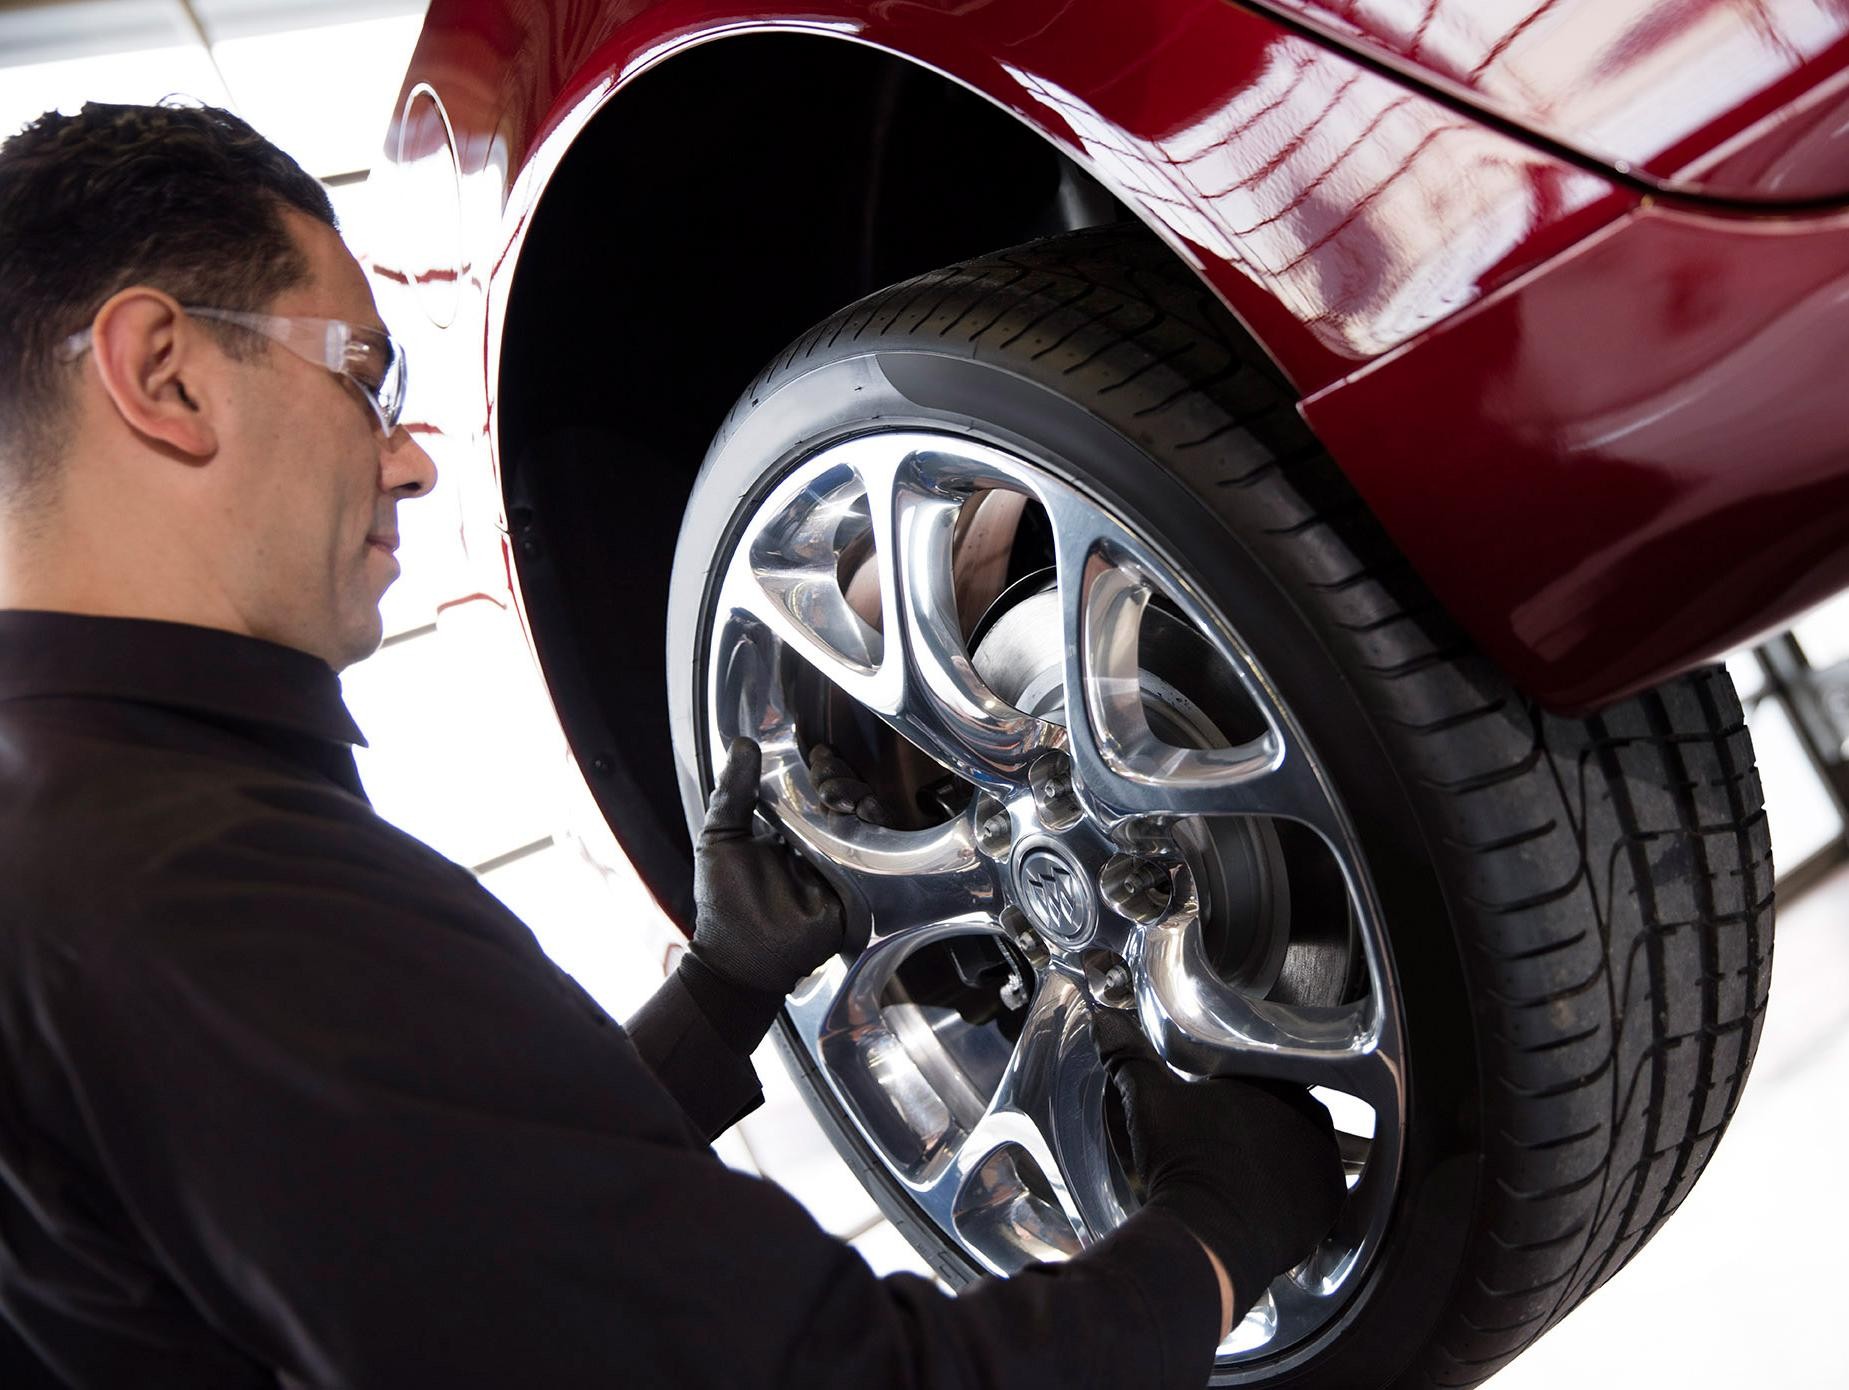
[493,30,1307,916]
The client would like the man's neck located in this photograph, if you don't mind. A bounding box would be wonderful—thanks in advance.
[0,517,255,640]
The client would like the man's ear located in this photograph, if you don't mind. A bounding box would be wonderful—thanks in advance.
[86,289,219,460]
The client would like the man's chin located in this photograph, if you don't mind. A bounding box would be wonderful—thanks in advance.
[332,609,387,672]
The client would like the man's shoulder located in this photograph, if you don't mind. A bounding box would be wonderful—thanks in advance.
[0,697,457,942]
[0,694,346,837]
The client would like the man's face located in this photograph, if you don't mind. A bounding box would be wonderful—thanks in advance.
[225,209,436,670]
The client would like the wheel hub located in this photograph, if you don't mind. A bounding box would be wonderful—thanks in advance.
[1014,844,1094,944]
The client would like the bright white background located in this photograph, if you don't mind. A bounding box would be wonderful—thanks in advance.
[3,2,1844,1381]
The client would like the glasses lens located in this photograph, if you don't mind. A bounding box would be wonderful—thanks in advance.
[341,327,405,432]
[374,344,407,431]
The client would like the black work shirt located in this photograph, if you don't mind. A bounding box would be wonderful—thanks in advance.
[0,610,1217,1388]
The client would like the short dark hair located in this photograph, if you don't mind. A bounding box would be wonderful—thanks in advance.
[0,101,337,502]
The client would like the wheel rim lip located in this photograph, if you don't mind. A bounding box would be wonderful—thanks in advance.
[696,423,1409,1369]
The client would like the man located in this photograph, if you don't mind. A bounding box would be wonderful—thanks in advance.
[0,103,1345,1387]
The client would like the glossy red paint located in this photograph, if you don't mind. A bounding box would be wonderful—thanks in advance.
[1693,63,1849,201]
[1305,200,1849,710]
[393,0,1633,395]
[1252,0,1849,203]
[386,0,1849,712]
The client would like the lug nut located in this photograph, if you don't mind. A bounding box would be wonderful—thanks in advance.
[1101,964,1131,994]
[974,796,1015,857]
[1122,862,1168,897]
[999,973,1028,1011]
[1042,773,1071,800]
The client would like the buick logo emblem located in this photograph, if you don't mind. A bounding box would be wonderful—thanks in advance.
[1018,849,1094,941]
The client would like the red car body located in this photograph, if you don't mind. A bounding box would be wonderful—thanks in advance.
[384,0,1849,723]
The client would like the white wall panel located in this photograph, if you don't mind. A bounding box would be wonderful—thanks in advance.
[850,1220,937,1280]
[478,839,671,1024]
[0,35,228,138]
[0,2,423,178]
[341,599,562,871]
[205,12,422,178]
[737,1035,883,1240]
[373,467,467,639]
[0,0,198,67]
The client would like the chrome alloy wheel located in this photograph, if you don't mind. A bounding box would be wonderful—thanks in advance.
[701,429,1406,1365]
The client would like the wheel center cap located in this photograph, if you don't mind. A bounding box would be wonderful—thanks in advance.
[1016,846,1095,943]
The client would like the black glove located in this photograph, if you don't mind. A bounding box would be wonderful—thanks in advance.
[805,742,892,826]
[679,737,847,1054]
[1094,1010,1346,1323]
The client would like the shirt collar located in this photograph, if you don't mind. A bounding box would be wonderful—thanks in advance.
[0,609,368,749]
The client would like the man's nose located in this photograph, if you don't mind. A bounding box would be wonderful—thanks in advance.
[381,426,439,498]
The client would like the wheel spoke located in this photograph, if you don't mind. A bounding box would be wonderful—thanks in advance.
[794,916,998,1052]
[789,919,1008,1206]
[728,458,886,690]
[708,616,999,946]
[724,443,1061,792]
[971,973,1122,1242]
[862,445,1064,787]
[1135,914,1401,1113]
[1053,526,1339,836]
[910,973,1123,1266]
[1269,1272,1343,1346]
[760,711,995,928]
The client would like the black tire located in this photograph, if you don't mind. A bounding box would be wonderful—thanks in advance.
[665,226,1775,1387]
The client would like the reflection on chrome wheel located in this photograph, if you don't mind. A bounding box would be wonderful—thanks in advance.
[702,430,1404,1364]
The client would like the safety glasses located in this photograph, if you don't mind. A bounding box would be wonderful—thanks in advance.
[60,305,408,434]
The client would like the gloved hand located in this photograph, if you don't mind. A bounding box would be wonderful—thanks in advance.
[688,737,846,1006]
[806,742,892,825]
[1094,1010,1346,1325]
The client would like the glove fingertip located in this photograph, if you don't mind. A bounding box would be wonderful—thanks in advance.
[806,742,846,777]
[705,737,763,828]
[727,735,762,775]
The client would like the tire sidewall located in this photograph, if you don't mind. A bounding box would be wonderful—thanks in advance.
[667,345,1483,1388]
